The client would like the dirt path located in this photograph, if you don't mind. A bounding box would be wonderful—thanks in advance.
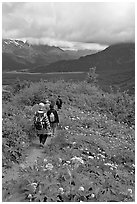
[2,136,53,202]
[2,136,52,188]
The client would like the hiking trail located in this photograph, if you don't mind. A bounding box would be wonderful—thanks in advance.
[2,136,53,201]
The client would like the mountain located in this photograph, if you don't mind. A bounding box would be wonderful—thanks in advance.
[2,39,98,72]
[65,49,98,58]
[2,39,69,71]
[2,39,134,93]
[34,43,135,93]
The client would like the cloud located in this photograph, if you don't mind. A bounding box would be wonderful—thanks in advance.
[2,2,135,49]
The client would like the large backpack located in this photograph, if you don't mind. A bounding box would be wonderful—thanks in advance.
[49,111,55,123]
[34,111,46,130]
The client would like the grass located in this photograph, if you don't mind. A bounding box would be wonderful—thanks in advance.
[2,72,87,85]
[2,79,135,202]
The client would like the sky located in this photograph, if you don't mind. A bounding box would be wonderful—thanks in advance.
[2,2,135,50]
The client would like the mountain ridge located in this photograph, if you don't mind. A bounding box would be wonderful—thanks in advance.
[2,39,98,72]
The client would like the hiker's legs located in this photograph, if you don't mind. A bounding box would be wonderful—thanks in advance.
[52,123,57,135]
[39,134,43,143]
[42,134,48,145]
[50,123,53,135]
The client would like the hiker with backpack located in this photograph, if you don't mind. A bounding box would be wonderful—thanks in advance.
[56,95,62,110]
[34,102,51,147]
[47,104,59,136]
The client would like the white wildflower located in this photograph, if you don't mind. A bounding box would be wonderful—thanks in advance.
[65,126,69,130]
[71,156,84,164]
[46,163,53,170]
[91,193,95,198]
[30,183,37,192]
[28,193,32,201]
[88,156,94,159]
[100,155,105,158]
[110,167,113,170]
[58,187,64,194]
[104,162,118,169]
[31,182,37,189]
[44,158,47,163]
[59,158,62,163]
[79,186,84,191]
[128,189,132,194]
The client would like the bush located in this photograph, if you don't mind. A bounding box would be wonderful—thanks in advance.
[2,102,34,168]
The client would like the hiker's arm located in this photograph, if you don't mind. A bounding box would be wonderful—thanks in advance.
[44,114,50,128]
[55,111,59,123]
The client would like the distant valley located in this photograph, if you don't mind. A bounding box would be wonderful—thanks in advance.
[2,39,135,94]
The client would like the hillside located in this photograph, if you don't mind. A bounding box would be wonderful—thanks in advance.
[34,43,134,92]
[2,39,98,72]
[2,80,135,202]
[40,43,135,72]
[2,39,68,71]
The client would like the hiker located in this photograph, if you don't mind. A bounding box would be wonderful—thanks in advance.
[45,99,50,112]
[34,102,51,147]
[47,104,59,136]
[56,95,62,110]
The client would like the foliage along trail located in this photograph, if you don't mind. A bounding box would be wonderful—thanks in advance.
[2,104,135,202]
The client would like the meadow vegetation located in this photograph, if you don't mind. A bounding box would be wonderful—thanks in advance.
[2,78,135,201]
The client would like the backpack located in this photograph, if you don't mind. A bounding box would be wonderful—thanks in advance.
[34,111,46,130]
[49,112,55,123]
[56,98,62,107]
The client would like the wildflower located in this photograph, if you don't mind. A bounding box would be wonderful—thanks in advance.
[79,186,84,191]
[31,182,37,191]
[110,167,113,170]
[104,162,118,169]
[88,156,94,159]
[65,126,69,130]
[59,158,62,163]
[71,156,84,164]
[46,163,53,170]
[44,158,47,163]
[22,141,25,145]
[28,194,32,201]
[100,154,105,158]
[128,189,132,194]
[58,187,64,194]
[91,193,95,198]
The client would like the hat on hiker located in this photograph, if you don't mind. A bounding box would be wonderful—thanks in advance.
[45,99,50,103]
[39,102,45,110]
